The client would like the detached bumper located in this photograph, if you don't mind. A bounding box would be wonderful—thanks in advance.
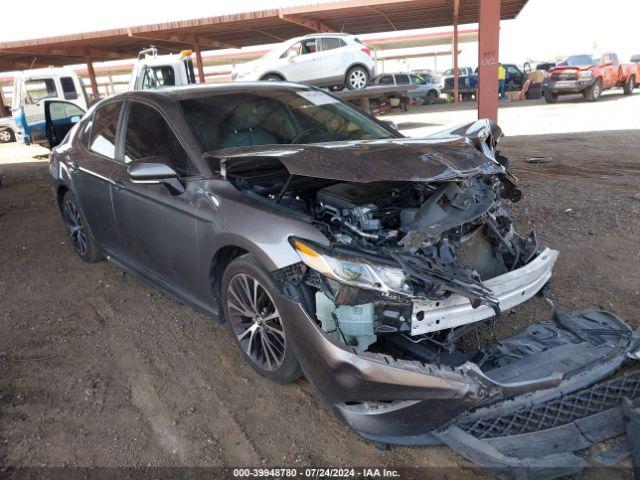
[436,369,640,479]
[544,78,595,94]
[278,286,640,445]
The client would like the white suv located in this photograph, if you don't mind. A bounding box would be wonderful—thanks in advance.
[232,33,375,90]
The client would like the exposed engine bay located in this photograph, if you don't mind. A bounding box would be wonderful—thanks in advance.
[210,121,558,365]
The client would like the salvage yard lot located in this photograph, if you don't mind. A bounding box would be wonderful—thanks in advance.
[0,95,639,477]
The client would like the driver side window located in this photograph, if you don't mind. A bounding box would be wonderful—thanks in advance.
[124,103,197,177]
[282,39,317,58]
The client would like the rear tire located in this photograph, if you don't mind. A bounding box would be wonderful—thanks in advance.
[0,129,14,143]
[584,79,602,102]
[544,91,559,103]
[345,66,369,90]
[222,254,302,384]
[623,75,635,95]
[61,191,101,263]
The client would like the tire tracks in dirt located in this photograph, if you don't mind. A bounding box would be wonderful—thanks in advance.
[90,296,260,466]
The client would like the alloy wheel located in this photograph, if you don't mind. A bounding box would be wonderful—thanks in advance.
[226,273,286,371]
[349,69,368,89]
[0,130,11,143]
[63,200,87,255]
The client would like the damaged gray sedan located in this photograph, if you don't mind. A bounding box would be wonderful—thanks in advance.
[48,83,640,479]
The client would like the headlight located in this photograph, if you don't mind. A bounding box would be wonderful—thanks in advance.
[291,238,411,295]
[578,70,593,78]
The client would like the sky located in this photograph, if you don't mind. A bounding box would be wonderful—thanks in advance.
[1,0,639,66]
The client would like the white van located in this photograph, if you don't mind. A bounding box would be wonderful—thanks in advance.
[12,67,88,145]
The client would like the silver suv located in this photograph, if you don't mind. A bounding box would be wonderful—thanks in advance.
[231,33,375,90]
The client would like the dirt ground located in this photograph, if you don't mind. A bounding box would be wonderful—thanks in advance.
[0,127,639,478]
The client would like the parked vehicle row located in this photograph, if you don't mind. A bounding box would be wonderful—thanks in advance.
[441,64,526,98]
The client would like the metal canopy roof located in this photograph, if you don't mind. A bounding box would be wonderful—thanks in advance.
[0,0,528,71]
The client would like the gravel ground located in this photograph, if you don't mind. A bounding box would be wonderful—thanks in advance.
[0,125,639,478]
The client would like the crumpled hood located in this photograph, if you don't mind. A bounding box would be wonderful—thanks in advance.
[205,120,505,183]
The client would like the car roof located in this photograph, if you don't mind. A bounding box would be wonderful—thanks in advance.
[103,81,316,103]
[300,32,352,38]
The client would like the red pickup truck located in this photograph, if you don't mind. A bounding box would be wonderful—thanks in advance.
[543,53,640,103]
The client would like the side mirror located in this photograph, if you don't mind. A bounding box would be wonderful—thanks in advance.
[128,158,185,194]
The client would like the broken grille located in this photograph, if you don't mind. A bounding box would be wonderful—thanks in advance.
[458,369,640,439]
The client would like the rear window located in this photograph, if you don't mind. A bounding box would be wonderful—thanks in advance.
[60,77,78,100]
[142,66,176,89]
[321,38,346,51]
[631,54,640,63]
[376,75,394,85]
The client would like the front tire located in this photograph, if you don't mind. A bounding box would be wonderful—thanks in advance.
[345,66,369,90]
[0,129,14,143]
[61,191,101,263]
[584,79,602,102]
[222,254,302,384]
[623,75,635,95]
[544,91,559,103]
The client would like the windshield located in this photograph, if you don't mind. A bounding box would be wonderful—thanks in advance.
[181,88,395,151]
[142,66,176,89]
[563,55,598,66]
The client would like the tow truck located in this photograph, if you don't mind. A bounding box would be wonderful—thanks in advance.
[128,47,198,90]
[10,67,87,146]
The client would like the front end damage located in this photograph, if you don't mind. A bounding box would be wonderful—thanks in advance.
[207,120,640,477]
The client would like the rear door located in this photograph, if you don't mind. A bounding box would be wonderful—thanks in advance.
[44,100,85,149]
[318,37,349,82]
[68,101,125,254]
[111,101,200,291]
